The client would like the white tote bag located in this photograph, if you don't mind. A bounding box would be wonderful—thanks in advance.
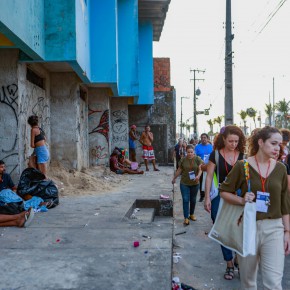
[208,198,256,257]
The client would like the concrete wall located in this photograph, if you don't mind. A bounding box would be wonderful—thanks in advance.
[44,0,76,61]
[88,88,111,166]
[0,49,51,181]
[154,58,171,92]
[111,98,129,150]
[0,0,45,59]
[0,50,20,179]
[128,90,176,165]
[50,72,88,170]
[18,63,51,175]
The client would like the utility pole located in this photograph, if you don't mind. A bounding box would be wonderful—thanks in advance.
[272,77,275,127]
[268,92,272,126]
[190,69,205,138]
[225,0,234,125]
[180,96,189,137]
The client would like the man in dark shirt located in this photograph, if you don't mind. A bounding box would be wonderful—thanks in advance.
[0,160,17,192]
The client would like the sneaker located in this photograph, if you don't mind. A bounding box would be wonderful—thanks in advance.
[189,214,197,221]
[183,218,190,226]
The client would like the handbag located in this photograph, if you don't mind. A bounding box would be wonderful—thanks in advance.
[208,160,256,257]
[209,150,219,201]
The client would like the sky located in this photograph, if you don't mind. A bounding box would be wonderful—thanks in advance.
[153,0,290,136]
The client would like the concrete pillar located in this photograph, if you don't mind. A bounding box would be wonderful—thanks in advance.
[0,49,51,180]
[50,72,88,170]
[88,88,111,166]
[111,98,129,150]
[0,50,20,180]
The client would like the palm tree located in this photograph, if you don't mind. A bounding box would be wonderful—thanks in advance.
[275,98,290,128]
[214,116,223,130]
[238,110,248,135]
[207,119,214,135]
[185,123,193,138]
[180,122,187,137]
[264,103,272,126]
[246,107,257,128]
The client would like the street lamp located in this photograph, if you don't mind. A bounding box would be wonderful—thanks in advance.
[180,96,189,137]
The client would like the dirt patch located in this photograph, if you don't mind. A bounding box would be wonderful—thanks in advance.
[47,161,129,196]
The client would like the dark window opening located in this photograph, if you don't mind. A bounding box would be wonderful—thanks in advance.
[79,88,87,101]
[26,68,45,89]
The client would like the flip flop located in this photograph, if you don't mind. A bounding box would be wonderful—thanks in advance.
[46,200,55,209]
[24,208,35,228]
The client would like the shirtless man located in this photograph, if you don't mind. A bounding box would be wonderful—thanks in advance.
[139,125,160,172]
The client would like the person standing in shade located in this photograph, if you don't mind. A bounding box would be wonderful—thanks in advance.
[139,125,159,172]
[195,133,213,202]
[220,126,290,289]
[129,125,138,162]
[172,144,203,225]
[204,125,246,281]
[173,138,183,170]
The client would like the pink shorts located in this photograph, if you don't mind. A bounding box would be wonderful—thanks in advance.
[142,145,155,160]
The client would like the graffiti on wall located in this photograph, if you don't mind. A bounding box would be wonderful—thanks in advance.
[112,110,128,145]
[0,84,19,175]
[0,82,50,178]
[154,75,171,90]
[89,109,109,143]
[91,145,108,163]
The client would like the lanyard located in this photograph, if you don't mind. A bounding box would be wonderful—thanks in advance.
[223,149,237,175]
[254,156,271,192]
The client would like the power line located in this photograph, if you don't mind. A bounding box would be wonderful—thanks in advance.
[257,0,287,35]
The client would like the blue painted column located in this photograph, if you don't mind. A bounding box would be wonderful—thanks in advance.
[138,21,153,105]
[117,0,139,97]
[89,0,117,92]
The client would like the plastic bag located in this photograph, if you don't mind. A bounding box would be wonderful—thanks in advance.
[17,168,59,207]
[0,189,25,215]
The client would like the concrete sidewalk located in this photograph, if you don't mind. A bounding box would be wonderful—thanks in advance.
[2,166,289,290]
[0,167,175,290]
[172,180,290,290]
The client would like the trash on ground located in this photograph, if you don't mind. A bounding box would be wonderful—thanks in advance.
[172,276,181,290]
[173,254,182,263]
[181,282,196,290]
[133,241,139,247]
[142,234,151,239]
[175,231,186,236]
[130,208,140,219]
[160,194,170,199]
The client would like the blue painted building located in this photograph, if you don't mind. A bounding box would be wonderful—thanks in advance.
[0,0,171,177]
[0,0,170,102]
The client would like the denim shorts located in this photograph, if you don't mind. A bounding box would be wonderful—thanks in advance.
[115,169,124,174]
[35,145,50,164]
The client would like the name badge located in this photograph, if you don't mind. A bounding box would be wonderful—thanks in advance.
[256,191,270,213]
[203,154,210,164]
[188,171,195,180]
